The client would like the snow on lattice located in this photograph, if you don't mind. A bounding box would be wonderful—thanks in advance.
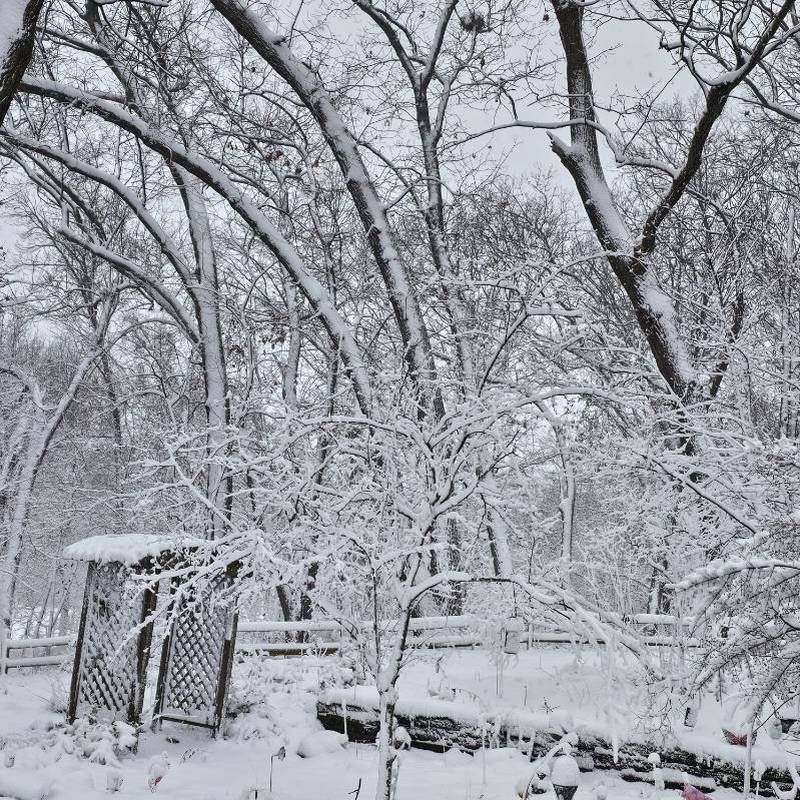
[63,534,177,565]
[70,562,154,724]
[155,570,238,733]
[158,596,228,725]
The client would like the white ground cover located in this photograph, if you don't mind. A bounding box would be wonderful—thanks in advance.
[0,645,791,799]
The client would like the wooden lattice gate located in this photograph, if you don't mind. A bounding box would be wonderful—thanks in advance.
[153,572,238,734]
[68,561,157,724]
[65,535,240,734]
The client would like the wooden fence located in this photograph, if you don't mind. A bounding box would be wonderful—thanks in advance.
[1,633,74,671]
[2,613,697,671]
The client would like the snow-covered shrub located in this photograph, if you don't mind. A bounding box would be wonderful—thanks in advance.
[106,769,124,793]
[59,718,137,769]
[46,677,69,715]
[224,654,332,741]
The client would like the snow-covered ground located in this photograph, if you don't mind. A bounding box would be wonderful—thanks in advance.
[0,646,785,799]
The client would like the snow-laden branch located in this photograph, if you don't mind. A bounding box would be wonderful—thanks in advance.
[17,76,373,414]
[210,0,437,411]
[396,570,471,611]
[2,127,195,288]
[636,0,795,258]
[670,556,800,591]
[57,227,200,341]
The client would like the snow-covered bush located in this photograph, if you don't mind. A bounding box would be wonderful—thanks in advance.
[45,718,137,769]
[46,677,69,715]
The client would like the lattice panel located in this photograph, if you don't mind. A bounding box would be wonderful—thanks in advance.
[159,578,234,728]
[75,563,141,721]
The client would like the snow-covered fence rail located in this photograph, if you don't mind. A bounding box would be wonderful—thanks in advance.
[1,633,74,671]
[1,614,698,670]
[235,614,481,656]
[235,613,700,656]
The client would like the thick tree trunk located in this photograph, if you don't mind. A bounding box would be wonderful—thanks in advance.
[0,0,43,127]
[375,693,397,800]
[177,171,232,535]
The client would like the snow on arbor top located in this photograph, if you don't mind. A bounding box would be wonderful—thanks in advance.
[63,534,176,565]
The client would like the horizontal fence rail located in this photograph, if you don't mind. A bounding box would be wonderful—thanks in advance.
[1,634,74,671]
[1,613,698,671]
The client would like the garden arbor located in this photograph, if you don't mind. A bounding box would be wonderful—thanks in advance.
[64,534,238,733]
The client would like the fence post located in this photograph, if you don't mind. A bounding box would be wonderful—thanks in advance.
[0,624,6,675]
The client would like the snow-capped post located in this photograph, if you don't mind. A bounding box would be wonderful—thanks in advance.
[0,625,7,677]
[648,752,665,791]
[744,718,756,800]
[269,745,285,793]
[503,616,525,655]
[550,741,581,800]
[754,760,765,798]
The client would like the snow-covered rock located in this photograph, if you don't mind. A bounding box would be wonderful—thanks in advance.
[394,725,411,750]
[296,730,348,758]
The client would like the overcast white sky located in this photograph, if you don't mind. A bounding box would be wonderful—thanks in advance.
[0,13,692,259]
[493,17,694,183]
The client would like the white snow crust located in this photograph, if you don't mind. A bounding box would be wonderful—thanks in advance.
[63,533,175,564]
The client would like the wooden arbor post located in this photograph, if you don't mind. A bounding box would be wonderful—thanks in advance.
[64,534,172,725]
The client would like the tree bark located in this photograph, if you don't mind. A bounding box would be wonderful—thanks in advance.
[0,0,43,127]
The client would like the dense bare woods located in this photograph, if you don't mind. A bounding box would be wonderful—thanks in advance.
[4,2,800,796]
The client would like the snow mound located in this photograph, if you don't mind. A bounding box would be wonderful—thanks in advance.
[296,730,348,758]
[551,754,580,787]
[0,769,54,800]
